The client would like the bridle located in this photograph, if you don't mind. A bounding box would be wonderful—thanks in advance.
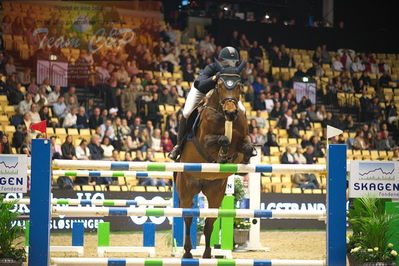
[216,73,241,110]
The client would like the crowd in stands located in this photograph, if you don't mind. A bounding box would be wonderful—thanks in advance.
[1,3,399,191]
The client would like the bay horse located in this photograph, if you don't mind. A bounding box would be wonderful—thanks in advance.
[175,61,254,258]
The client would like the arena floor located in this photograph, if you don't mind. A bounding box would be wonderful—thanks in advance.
[47,231,326,260]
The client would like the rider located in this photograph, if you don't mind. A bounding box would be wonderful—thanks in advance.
[168,46,246,161]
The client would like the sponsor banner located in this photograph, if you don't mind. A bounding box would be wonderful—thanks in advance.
[6,191,327,231]
[350,161,399,198]
[0,155,28,193]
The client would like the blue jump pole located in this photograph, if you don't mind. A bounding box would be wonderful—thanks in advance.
[327,144,347,266]
[28,139,52,266]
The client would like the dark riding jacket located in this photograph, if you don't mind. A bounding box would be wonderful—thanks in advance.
[194,62,219,94]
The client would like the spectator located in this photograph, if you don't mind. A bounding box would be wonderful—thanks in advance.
[151,128,162,152]
[379,71,392,87]
[89,107,103,129]
[76,107,89,129]
[53,96,69,118]
[351,56,365,73]
[310,136,324,157]
[12,124,27,150]
[47,85,61,105]
[66,94,79,110]
[63,107,78,128]
[5,56,16,75]
[27,77,39,97]
[61,135,76,160]
[332,56,344,72]
[121,83,149,115]
[252,77,264,95]
[127,129,145,152]
[96,61,111,85]
[50,136,62,159]
[100,119,115,140]
[18,93,33,115]
[251,110,267,129]
[303,146,316,164]
[35,86,48,107]
[101,136,114,160]
[281,146,295,164]
[278,109,293,130]
[8,83,25,106]
[88,134,104,160]
[161,131,173,153]
[39,106,53,127]
[0,135,11,154]
[293,146,307,164]
[75,139,91,160]
[288,119,301,138]
[17,67,31,86]
[386,100,398,124]
[27,103,41,124]
[321,44,331,64]
[293,64,307,78]
[298,112,311,130]
[249,41,263,65]
[183,64,195,82]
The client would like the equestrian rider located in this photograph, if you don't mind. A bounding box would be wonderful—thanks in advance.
[168,46,247,161]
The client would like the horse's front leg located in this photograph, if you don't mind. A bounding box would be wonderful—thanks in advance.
[217,135,230,163]
[242,138,256,164]
[183,217,193,258]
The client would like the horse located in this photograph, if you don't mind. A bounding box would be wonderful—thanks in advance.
[175,61,254,258]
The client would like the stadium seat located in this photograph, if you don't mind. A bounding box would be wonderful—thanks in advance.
[109,186,121,192]
[131,186,146,192]
[82,185,94,191]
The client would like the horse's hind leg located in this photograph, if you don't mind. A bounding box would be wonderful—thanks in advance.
[176,173,201,258]
[201,178,228,258]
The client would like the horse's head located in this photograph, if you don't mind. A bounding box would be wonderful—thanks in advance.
[215,60,246,121]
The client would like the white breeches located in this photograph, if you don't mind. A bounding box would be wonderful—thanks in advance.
[182,83,245,119]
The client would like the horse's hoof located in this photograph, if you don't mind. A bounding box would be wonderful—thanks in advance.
[202,249,212,258]
[183,252,193,259]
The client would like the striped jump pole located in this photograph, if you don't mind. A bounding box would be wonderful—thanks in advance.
[53,160,326,173]
[7,198,172,207]
[50,258,326,266]
[50,170,173,178]
[51,206,326,220]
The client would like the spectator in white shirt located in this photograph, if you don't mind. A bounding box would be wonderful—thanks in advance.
[293,146,307,164]
[332,56,344,72]
[63,107,78,128]
[351,56,365,73]
[101,136,114,160]
[151,128,162,152]
[27,103,41,124]
[75,139,91,160]
[48,85,61,105]
[18,93,33,115]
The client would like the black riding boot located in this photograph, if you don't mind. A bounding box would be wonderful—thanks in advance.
[168,117,188,161]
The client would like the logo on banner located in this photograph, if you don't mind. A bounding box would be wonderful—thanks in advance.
[0,155,28,193]
[358,162,395,181]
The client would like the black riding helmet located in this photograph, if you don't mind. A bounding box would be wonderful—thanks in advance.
[218,46,240,68]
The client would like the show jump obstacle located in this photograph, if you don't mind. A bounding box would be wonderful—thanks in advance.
[28,139,347,266]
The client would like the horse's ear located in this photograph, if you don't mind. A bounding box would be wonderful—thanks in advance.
[236,61,246,74]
